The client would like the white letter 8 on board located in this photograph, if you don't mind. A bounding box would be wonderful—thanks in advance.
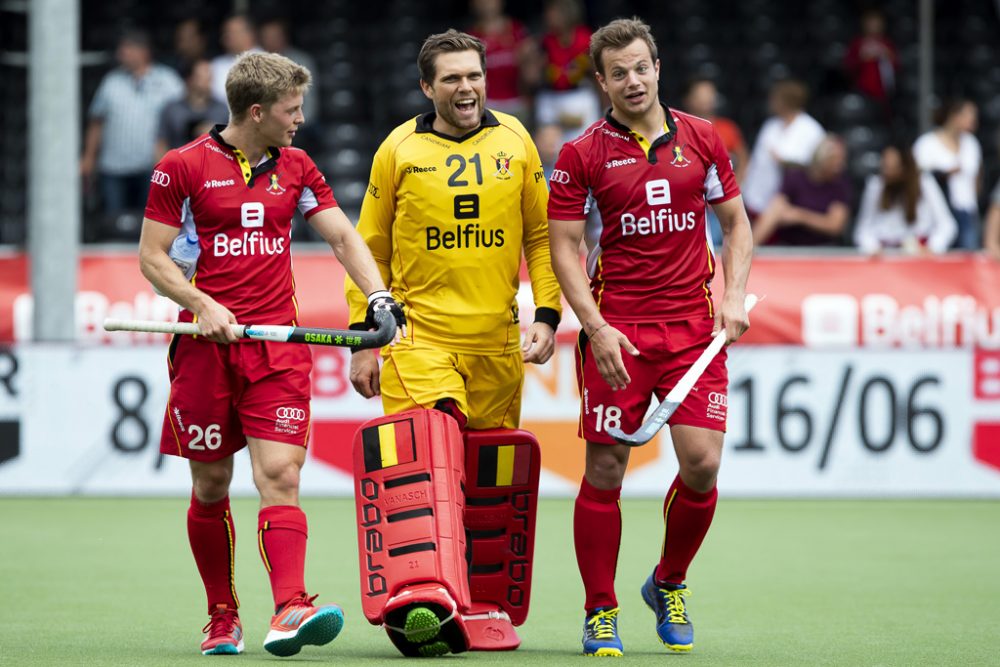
[241,202,265,228]
[645,179,671,206]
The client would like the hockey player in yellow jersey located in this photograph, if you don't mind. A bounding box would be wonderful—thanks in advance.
[345,30,561,657]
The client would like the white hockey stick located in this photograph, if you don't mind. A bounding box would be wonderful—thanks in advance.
[104,310,397,350]
[605,293,759,446]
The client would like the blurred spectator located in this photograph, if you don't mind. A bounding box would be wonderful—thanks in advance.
[682,78,748,183]
[843,9,897,111]
[533,0,601,144]
[913,99,982,249]
[535,123,563,179]
[259,17,319,124]
[742,79,825,217]
[80,29,184,219]
[155,59,229,158]
[984,179,1000,261]
[752,135,852,247]
[854,145,957,255]
[210,15,262,105]
[682,78,749,245]
[468,0,532,122]
[164,18,210,73]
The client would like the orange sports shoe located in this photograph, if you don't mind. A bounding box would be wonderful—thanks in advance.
[201,604,244,655]
[263,593,344,657]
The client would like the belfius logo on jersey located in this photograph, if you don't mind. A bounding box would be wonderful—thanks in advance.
[425,223,505,250]
[620,178,696,236]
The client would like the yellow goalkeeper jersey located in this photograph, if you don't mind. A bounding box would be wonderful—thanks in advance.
[346,109,561,355]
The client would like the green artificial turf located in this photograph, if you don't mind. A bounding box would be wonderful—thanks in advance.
[1,498,998,665]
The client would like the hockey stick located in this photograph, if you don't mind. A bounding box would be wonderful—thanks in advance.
[605,294,759,447]
[103,309,397,350]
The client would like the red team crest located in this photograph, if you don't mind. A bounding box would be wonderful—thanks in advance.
[670,144,691,167]
[492,151,513,180]
[266,172,287,195]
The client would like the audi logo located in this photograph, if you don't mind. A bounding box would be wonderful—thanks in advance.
[708,392,728,407]
[150,170,171,187]
[276,407,306,421]
[549,169,571,184]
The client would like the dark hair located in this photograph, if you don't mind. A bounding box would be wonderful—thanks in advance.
[589,17,658,77]
[682,77,716,100]
[933,98,974,127]
[417,29,486,84]
[178,58,209,81]
[880,145,921,224]
[119,28,152,50]
[771,79,809,112]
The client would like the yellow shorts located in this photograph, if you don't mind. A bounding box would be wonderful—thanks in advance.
[380,343,524,430]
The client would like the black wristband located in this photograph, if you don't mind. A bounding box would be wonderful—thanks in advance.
[533,307,561,332]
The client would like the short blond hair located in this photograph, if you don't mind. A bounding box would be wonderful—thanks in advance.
[225,52,311,121]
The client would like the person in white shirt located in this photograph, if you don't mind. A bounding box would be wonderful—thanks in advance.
[854,145,957,255]
[741,79,826,217]
[912,99,982,249]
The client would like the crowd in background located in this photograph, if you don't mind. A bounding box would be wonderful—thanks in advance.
[78,0,1000,259]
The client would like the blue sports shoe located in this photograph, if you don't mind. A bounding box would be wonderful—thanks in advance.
[582,607,623,657]
[640,571,693,652]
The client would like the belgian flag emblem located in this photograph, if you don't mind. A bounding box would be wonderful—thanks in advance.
[477,444,532,487]
[362,419,417,472]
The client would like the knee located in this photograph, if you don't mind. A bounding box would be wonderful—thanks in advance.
[585,451,627,489]
[193,466,232,503]
[679,449,721,492]
[254,462,301,500]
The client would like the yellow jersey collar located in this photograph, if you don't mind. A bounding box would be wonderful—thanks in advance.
[414,109,501,143]
[209,125,281,186]
[604,103,678,164]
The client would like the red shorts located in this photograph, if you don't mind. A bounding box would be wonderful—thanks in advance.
[160,336,312,462]
[575,318,728,444]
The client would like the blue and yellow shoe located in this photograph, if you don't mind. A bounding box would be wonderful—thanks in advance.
[582,607,624,657]
[640,571,693,652]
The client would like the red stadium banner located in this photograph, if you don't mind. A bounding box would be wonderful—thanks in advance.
[0,250,998,347]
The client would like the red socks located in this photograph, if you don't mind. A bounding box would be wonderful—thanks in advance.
[655,475,718,586]
[187,492,239,613]
[258,505,309,611]
[574,477,622,613]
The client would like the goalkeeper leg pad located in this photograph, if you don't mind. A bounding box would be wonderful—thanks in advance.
[352,409,471,654]
[462,428,541,643]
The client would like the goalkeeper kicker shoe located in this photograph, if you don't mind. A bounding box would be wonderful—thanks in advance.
[201,604,244,655]
[582,607,623,657]
[263,593,344,657]
[641,571,693,652]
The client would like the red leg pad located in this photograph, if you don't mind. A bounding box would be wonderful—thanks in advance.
[463,428,541,628]
[353,409,471,627]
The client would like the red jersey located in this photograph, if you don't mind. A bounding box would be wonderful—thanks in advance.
[145,127,336,327]
[541,26,591,91]
[470,19,527,102]
[548,106,740,322]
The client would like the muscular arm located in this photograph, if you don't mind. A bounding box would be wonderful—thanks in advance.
[712,195,753,343]
[138,219,238,342]
[784,201,850,237]
[308,206,387,297]
[549,217,637,390]
[80,118,103,182]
